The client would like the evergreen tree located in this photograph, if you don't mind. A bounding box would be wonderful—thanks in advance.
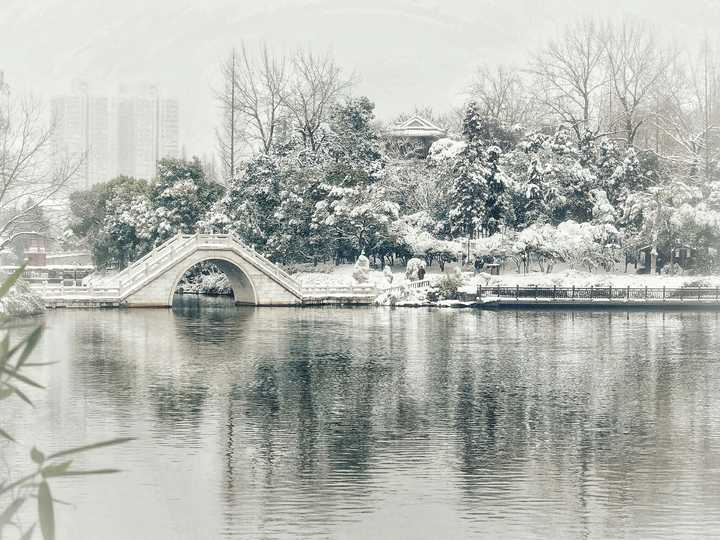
[450,103,512,236]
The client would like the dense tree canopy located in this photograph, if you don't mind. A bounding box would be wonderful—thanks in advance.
[69,22,720,274]
[71,159,222,268]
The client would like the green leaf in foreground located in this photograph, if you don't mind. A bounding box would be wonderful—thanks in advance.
[0,471,39,496]
[31,446,45,464]
[37,480,55,540]
[0,265,26,298]
[4,382,33,406]
[55,469,121,476]
[0,496,25,527]
[21,362,57,367]
[40,461,73,478]
[47,437,135,460]
[13,326,44,370]
[19,524,36,540]
[0,426,15,442]
[2,367,44,390]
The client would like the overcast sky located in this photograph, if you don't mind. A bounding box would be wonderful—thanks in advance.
[3,0,720,157]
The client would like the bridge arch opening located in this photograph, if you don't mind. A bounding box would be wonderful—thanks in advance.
[170,257,258,306]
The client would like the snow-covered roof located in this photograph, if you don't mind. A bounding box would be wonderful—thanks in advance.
[388,116,447,139]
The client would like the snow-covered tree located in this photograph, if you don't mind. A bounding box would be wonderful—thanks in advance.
[70,159,222,268]
[449,102,513,237]
[313,183,399,261]
[621,178,702,271]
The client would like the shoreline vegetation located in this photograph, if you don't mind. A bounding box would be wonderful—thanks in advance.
[63,33,720,299]
[9,18,720,315]
[175,263,720,309]
[0,275,45,317]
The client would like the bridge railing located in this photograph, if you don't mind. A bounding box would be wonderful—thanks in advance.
[33,283,121,297]
[385,279,432,295]
[226,234,303,294]
[302,284,378,296]
[116,234,200,292]
[48,232,317,301]
[118,232,305,299]
[110,233,194,287]
[227,235,293,278]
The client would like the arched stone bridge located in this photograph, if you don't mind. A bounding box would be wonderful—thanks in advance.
[114,233,305,306]
[34,234,378,307]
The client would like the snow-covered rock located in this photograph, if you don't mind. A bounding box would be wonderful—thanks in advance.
[352,253,370,283]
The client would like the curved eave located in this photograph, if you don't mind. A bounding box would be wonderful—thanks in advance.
[388,129,446,138]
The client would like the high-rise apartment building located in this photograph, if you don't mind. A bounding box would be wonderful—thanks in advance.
[116,85,179,180]
[51,81,115,191]
[51,82,180,191]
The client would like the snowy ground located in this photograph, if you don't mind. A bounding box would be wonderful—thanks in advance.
[291,263,720,291]
[292,264,391,289]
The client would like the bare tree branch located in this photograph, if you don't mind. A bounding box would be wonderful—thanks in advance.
[286,49,353,152]
[0,87,84,242]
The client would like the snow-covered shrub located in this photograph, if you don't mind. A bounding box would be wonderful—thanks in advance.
[198,273,232,295]
[437,274,463,300]
[0,276,44,316]
[427,138,466,164]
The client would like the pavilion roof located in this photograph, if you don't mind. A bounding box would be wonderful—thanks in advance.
[388,116,447,138]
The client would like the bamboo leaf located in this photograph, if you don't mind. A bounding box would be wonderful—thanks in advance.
[21,362,58,367]
[31,447,45,464]
[27,494,72,506]
[14,326,43,370]
[0,496,25,527]
[0,265,26,298]
[19,524,36,540]
[56,469,122,476]
[0,387,13,400]
[47,437,134,460]
[2,367,44,389]
[0,334,9,373]
[0,333,8,361]
[5,382,34,407]
[0,426,15,442]
[40,461,73,478]
[0,471,38,496]
[37,480,55,540]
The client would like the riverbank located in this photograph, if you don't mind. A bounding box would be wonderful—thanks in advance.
[290,264,720,309]
[293,264,720,290]
[32,263,720,311]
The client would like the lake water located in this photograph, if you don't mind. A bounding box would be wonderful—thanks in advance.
[4,297,720,539]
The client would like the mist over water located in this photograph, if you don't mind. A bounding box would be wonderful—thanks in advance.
[8,298,720,539]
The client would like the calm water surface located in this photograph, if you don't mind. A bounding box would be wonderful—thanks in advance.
[5,297,720,539]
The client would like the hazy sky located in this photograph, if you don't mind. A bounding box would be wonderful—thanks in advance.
[3,0,720,157]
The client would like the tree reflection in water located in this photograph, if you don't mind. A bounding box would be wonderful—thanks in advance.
[16,299,720,539]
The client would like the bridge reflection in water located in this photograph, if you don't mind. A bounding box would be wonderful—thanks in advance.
[10,303,720,539]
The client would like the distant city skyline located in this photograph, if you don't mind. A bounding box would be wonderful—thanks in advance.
[51,82,180,189]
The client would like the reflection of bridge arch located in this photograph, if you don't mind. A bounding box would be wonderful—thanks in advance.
[169,255,258,306]
[114,234,303,307]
